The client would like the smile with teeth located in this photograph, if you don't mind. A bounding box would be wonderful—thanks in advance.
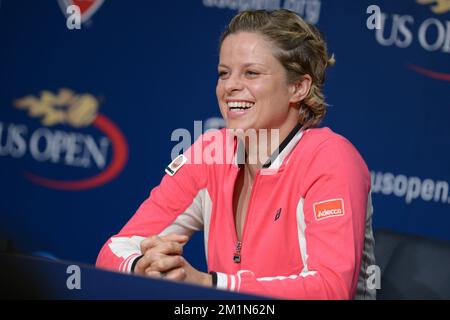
[227,101,255,110]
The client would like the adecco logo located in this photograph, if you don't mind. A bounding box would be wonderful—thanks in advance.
[313,199,345,221]
[373,0,450,81]
[58,0,104,23]
[0,88,128,190]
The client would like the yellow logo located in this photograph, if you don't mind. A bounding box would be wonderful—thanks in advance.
[417,0,450,14]
[14,88,99,128]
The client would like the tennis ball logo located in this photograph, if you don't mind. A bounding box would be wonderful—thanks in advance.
[15,89,99,128]
[66,94,98,128]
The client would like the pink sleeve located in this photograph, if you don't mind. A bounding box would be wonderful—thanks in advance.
[214,137,371,299]
[95,136,209,272]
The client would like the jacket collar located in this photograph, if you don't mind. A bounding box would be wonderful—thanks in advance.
[232,123,304,171]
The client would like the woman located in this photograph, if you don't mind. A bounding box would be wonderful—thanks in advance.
[96,9,375,300]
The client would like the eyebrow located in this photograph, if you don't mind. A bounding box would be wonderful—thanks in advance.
[218,62,266,68]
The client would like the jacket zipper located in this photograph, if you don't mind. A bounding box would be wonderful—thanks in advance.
[233,172,260,264]
[233,240,242,263]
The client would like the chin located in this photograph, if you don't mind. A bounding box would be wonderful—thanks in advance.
[225,121,252,131]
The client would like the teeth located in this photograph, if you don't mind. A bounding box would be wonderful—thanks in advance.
[227,101,254,109]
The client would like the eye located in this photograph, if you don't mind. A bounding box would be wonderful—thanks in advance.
[218,70,229,79]
[245,70,260,77]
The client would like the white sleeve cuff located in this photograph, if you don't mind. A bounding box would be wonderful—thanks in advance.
[122,253,142,273]
[216,272,228,290]
[216,272,238,291]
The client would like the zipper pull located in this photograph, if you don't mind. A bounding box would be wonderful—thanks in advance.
[233,240,242,263]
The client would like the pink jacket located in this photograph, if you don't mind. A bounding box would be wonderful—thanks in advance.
[96,126,375,299]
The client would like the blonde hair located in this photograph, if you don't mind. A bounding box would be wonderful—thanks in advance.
[220,9,334,128]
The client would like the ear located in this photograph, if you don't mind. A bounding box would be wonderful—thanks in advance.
[289,74,312,104]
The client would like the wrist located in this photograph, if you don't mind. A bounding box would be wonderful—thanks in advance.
[202,272,213,287]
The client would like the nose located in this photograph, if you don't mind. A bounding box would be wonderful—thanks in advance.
[224,73,244,94]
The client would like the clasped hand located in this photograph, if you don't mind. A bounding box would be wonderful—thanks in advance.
[134,233,212,287]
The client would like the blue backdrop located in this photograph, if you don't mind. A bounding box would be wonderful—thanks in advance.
[1,0,449,272]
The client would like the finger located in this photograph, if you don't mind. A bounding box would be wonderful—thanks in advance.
[140,235,163,254]
[136,242,184,275]
[135,251,164,274]
[148,255,184,273]
[140,242,183,268]
[145,270,163,278]
[160,233,189,244]
[140,234,188,254]
[155,241,184,256]
[134,254,154,275]
[164,267,186,281]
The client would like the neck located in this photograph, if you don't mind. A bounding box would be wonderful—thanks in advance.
[243,120,300,173]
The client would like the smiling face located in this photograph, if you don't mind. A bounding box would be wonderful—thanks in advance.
[216,32,301,134]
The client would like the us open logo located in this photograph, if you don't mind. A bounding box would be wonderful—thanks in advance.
[370,0,450,82]
[58,0,105,23]
[0,88,128,191]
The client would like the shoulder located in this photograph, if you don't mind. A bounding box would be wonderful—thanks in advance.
[297,127,369,177]
[301,127,364,159]
[302,127,352,147]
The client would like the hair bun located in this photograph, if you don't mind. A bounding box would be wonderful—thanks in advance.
[327,53,336,67]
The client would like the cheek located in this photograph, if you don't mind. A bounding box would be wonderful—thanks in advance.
[253,82,286,106]
[216,83,227,116]
[257,84,292,119]
[245,83,263,105]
